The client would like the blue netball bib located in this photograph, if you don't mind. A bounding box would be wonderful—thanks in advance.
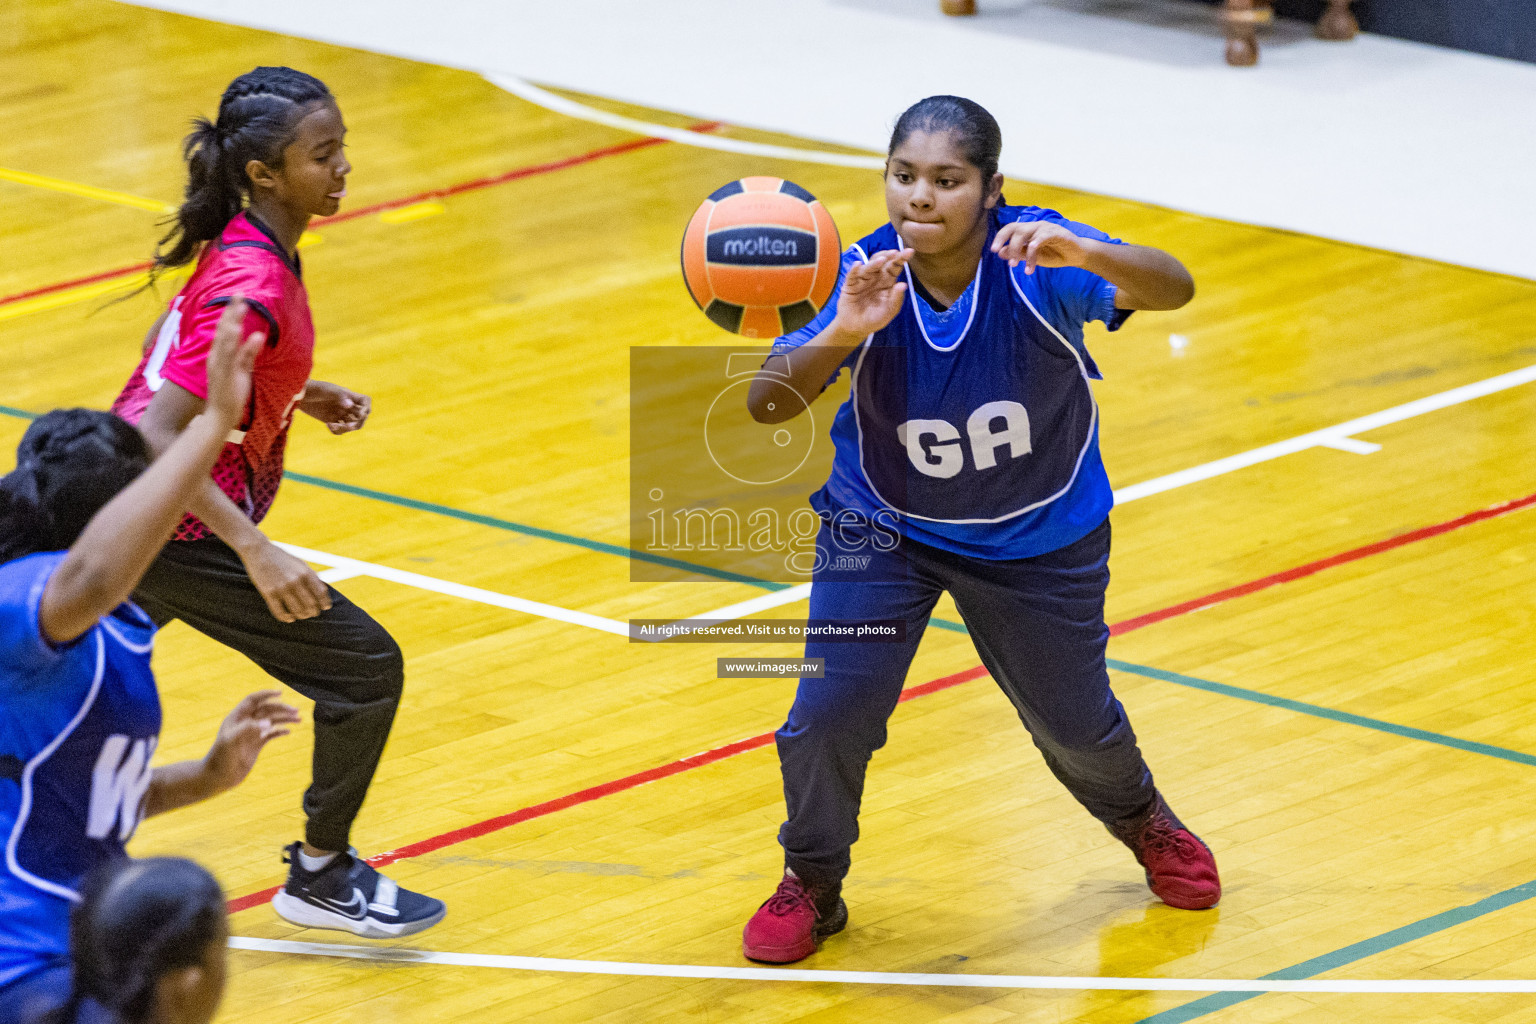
[774,205,1129,559]
[852,222,1101,523]
[0,552,161,988]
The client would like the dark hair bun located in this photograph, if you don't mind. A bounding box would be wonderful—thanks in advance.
[65,858,226,1024]
[0,410,152,563]
[888,95,1003,183]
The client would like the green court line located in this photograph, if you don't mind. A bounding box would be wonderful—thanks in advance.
[0,402,853,595]
[281,471,790,589]
[14,402,1536,1013]
[9,401,1536,771]
[0,404,781,588]
[1107,659,1536,768]
[1136,878,1536,1022]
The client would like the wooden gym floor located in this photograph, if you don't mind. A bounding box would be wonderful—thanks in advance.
[6,2,1536,1021]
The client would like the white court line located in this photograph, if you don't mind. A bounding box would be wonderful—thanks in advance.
[274,543,630,637]
[227,936,1536,993]
[672,583,816,631]
[1317,436,1383,455]
[488,75,885,170]
[276,363,1536,629]
[639,584,816,642]
[1112,362,1536,503]
[618,362,1536,623]
[282,543,801,638]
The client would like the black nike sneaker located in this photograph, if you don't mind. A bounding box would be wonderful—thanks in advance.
[272,842,446,938]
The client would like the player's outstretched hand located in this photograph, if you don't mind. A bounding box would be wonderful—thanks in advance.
[831,248,914,338]
[299,380,372,435]
[202,689,302,794]
[241,541,334,623]
[205,294,265,430]
[991,221,1091,275]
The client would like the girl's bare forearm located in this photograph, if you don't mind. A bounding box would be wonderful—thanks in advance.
[144,757,225,818]
[1082,241,1194,311]
[747,326,863,423]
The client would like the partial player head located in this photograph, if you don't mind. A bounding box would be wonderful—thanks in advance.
[156,66,346,273]
[0,409,152,565]
[38,858,229,1024]
[884,96,1005,255]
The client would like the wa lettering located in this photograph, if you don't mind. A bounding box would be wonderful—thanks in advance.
[896,401,1032,479]
[86,734,157,842]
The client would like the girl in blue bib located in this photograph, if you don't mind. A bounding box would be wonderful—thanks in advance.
[741,97,1218,964]
[0,300,298,1023]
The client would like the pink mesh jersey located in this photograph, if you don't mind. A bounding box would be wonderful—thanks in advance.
[114,212,315,540]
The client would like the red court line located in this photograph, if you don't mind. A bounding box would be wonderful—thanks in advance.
[0,260,155,306]
[0,122,720,310]
[226,488,1536,915]
[1108,490,1536,636]
[315,123,721,224]
[226,728,779,913]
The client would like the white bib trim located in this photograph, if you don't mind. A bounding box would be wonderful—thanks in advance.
[848,265,1099,525]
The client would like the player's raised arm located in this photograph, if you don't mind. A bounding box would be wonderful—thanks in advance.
[748,249,914,424]
[39,299,262,645]
[991,220,1194,310]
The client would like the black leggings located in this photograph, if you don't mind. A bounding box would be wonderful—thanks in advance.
[133,537,403,851]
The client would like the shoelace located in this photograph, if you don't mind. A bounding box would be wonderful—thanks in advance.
[1140,820,1202,859]
[763,878,821,918]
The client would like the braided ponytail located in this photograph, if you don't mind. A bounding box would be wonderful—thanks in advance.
[0,410,151,565]
[153,66,332,279]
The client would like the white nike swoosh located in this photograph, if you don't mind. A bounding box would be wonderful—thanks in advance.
[315,888,369,920]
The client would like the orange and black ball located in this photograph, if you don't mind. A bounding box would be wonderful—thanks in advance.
[681,176,841,338]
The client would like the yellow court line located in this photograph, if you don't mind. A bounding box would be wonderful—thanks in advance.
[377,201,444,225]
[0,266,190,323]
[0,166,174,213]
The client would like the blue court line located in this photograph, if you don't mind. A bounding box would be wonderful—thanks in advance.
[287,471,981,629]
[275,487,1536,774]
[1136,878,1536,1022]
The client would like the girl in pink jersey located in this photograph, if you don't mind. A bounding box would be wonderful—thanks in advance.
[112,67,443,938]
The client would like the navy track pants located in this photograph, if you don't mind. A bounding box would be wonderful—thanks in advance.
[776,516,1156,888]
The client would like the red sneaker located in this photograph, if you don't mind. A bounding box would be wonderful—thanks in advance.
[742,872,848,963]
[1114,795,1221,910]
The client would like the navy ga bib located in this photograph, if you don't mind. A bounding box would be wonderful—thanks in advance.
[849,223,1098,524]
